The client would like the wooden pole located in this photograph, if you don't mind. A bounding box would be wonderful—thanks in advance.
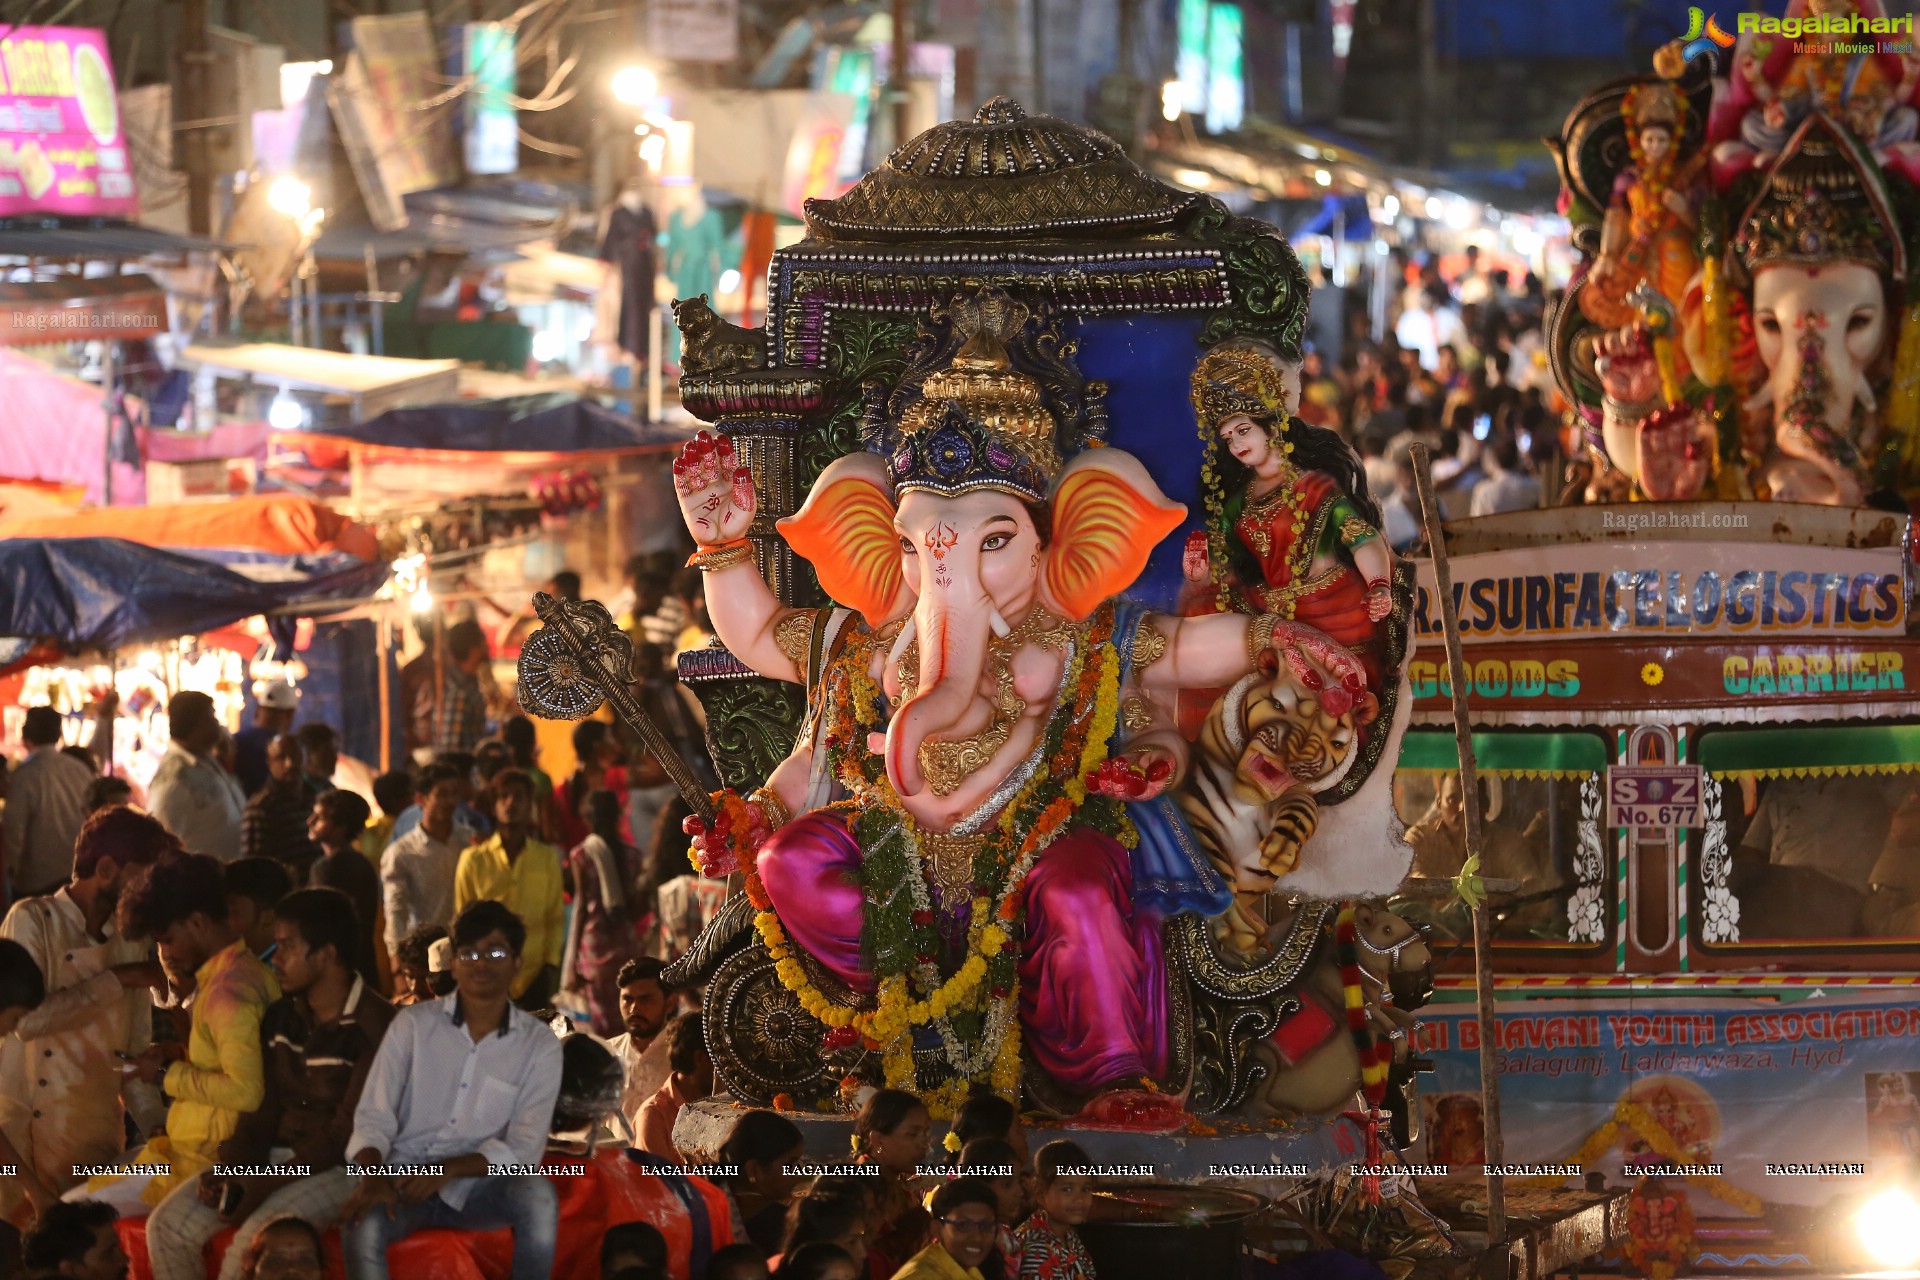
[890,0,912,149]
[376,614,392,774]
[179,0,212,236]
[1409,443,1508,1249]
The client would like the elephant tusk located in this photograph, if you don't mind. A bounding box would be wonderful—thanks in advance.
[987,606,1012,640]
[887,617,917,670]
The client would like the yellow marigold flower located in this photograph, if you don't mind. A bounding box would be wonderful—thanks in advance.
[943,1131,963,1153]
[1641,662,1665,687]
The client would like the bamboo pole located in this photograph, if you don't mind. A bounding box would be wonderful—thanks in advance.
[1408,443,1508,1249]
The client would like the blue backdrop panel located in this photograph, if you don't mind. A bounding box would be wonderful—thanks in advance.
[1079,313,1211,613]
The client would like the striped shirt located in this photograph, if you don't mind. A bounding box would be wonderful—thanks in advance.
[221,977,395,1171]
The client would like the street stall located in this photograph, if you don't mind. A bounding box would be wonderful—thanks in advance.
[0,535,387,795]
[175,341,461,432]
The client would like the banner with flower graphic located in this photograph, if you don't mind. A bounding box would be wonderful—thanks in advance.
[1414,992,1920,1210]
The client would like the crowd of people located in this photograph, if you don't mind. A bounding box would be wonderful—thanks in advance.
[0,540,1129,1280]
[1301,245,1564,543]
[0,788,1110,1280]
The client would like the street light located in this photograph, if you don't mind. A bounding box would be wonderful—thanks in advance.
[267,176,311,219]
[611,65,659,107]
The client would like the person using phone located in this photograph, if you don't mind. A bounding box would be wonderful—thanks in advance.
[0,808,174,1223]
[144,889,394,1280]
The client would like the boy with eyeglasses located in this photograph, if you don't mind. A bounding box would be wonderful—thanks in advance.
[890,1178,1001,1280]
[339,899,563,1280]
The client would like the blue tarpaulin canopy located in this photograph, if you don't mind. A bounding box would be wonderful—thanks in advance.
[0,537,387,651]
[301,394,689,454]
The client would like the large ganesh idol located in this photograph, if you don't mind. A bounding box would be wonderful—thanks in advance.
[621,100,1426,1129]
[1548,9,1920,506]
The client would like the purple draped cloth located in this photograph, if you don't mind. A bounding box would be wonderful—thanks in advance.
[755,811,1168,1096]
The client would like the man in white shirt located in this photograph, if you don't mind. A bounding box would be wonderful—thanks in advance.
[604,957,674,1139]
[341,899,563,1280]
[4,706,96,897]
[1469,435,1542,517]
[0,806,174,1220]
[146,691,246,862]
[379,762,474,971]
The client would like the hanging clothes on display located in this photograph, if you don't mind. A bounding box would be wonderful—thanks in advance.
[659,188,727,368]
[597,189,658,364]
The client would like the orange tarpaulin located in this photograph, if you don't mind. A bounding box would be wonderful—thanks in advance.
[0,493,378,561]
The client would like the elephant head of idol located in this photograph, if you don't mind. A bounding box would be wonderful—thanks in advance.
[778,289,1185,800]
[1720,113,1905,504]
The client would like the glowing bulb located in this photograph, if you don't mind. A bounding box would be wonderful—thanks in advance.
[410,584,434,615]
[1425,196,1444,219]
[267,176,311,220]
[1383,194,1399,218]
[639,133,667,169]
[1857,1188,1920,1268]
[718,269,741,295]
[611,65,658,106]
[267,391,305,432]
[1160,80,1181,122]
[1314,169,1332,186]
[531,330,562,363]
[1173,168,1212,190]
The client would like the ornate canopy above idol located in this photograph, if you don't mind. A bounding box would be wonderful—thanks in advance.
[1548,0,1920,508]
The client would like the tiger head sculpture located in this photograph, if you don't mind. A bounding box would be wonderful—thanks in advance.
[1230,655,1380,806]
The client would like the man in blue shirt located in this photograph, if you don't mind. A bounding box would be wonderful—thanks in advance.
[339,899,563,1280]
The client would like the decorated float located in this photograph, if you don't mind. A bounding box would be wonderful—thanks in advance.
[516,98,1625,1276]
[1394,3,1920,1276]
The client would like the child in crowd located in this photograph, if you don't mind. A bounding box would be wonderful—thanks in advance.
[853,1089,933,1278]
[777,1244,861,1280]
[778,1178,874,1273]
[707,1243,772,1280]
[1010,1141,1097,1279]
[392,924,447,1004]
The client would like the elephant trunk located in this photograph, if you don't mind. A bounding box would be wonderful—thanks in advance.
[888,589,995,799]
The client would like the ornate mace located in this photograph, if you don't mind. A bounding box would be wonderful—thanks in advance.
[514,592,716,824]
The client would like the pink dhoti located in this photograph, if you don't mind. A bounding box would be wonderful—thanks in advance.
[756,811,1168,1097]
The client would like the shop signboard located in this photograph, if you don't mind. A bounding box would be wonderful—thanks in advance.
[649,0,740,63]
[1417,994,1919,1211]
[1411,542,1907,643]
[0,26,135,218]
[463,22,517,175]
[329,13,458,231]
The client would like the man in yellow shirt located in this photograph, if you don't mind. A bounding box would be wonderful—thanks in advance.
[453,769,562,1009]
[891,1179,1000,1280]
[88,852,279,1212]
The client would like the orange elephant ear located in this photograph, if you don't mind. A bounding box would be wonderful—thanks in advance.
[1039,449,1188,622]
[777,453,905,627]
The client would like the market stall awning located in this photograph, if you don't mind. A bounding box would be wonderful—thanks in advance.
[0,219,233,261]
[1697,726,1920,779]
[0,275,169,344]
[0,537,387,651]
[177,343,462,419]
[1398,730,1608,778]
[0,494,378,579]
[278,395,689,466]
